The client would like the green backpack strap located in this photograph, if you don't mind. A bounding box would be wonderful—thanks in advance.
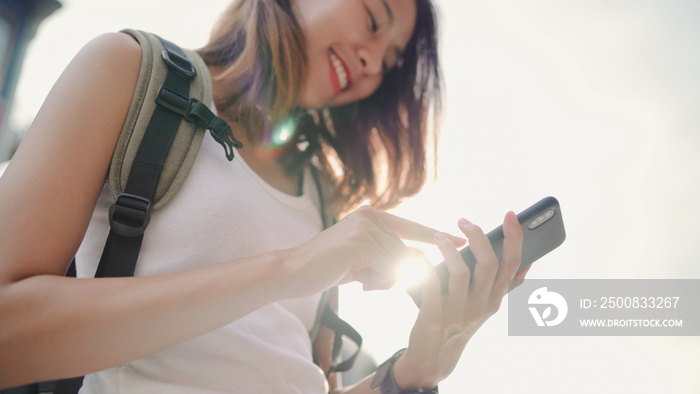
[110,29,241,212]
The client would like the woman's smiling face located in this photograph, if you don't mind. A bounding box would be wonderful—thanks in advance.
[293,0,417,109]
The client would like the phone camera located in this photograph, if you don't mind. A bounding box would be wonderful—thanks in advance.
[527,209,555,230]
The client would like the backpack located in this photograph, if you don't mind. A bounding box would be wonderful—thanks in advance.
[3,29,363,394]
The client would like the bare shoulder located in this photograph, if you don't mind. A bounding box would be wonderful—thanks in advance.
[0,32,142,284]
[82,31,142,60]
[62,31,142,90]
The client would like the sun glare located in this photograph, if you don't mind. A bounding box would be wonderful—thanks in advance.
[398,255,429,288]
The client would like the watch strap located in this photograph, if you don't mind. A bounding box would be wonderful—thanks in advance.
[370,349,439,394]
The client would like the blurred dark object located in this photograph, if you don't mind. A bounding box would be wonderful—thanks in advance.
[0,0,62,162]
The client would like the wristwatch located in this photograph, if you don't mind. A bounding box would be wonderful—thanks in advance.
[370,349,439,394]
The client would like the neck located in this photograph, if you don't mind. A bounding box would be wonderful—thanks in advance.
[208,69,303,196]
[208,65,249,106]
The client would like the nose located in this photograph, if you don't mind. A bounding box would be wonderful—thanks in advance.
[357,42,385,75]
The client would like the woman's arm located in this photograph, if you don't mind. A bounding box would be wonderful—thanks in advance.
[0,33,296,388]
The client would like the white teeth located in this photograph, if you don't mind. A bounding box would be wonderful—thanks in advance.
[330,52,348,90]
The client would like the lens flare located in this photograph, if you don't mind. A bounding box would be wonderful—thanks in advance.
[255,115,298,158]
[398,255,429,288]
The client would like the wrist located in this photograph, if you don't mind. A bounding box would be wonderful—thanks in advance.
[273,247,306,298]
[274,246,330,299]
[371,349,439,394]
[393,350,438,391]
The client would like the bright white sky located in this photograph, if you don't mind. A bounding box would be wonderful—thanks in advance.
[10,0,700,392]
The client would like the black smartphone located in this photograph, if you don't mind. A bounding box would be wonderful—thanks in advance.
[409,196,566,305]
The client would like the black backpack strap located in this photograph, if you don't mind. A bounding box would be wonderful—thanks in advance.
[52,376,84,394]
[322,303,363,375]
[53,36,215,394]
[309,165,331,229]
[95,36,197,278]
[96,33,242,278]
[308,165,362,376]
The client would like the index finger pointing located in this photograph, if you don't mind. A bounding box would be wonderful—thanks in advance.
[374,210,466,247]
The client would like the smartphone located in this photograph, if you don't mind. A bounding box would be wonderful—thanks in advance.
[409,196,566,305]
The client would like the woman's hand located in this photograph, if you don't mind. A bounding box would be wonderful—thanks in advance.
[393,211,530,390]
[282,206,466,298]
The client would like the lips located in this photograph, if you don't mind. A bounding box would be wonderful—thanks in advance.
[328,49,352,94]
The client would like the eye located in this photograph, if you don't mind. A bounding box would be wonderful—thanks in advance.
[364,5,378,33]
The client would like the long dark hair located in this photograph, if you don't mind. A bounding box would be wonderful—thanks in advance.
[199,0,442,217]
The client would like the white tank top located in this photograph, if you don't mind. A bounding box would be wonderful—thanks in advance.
[76,133,328,393]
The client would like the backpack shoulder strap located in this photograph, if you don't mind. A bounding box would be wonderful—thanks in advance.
[110,29,206,211]
[55,29,243,394]
[56,29,229,394]
[95,30,242,279]
[308,166,364,382]
[110,29,241,211]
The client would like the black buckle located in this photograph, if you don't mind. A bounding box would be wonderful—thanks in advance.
[155,85,243,162]
[156,86,197,120]
[109,193,151,237]
[161,49,197,78]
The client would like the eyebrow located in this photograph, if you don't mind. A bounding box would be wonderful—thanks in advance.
[380,0,394,25]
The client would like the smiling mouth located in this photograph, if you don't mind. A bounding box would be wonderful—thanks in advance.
[329,49,351,93]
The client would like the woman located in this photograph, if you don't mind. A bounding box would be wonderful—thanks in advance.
[0,0,529,392]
